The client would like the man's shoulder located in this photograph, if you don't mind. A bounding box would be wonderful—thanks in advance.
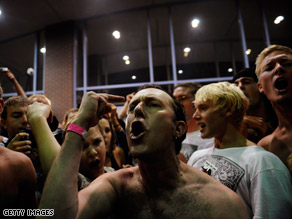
[0,146,32,166]
[258,132,275,149]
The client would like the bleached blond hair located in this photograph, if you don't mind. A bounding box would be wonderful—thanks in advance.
[194,82,249,129]
[255,45,292,78]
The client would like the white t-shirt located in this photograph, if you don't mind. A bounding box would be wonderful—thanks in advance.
[188,146,292,219]
[180,130,213,160]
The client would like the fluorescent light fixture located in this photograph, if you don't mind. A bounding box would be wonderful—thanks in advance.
[178,70,183,74]
[184,47,191,53]
[228,68,233,73]
[112,30,120,39]
[246,49,251,55]
[0,9,2,16]
[132,75,136,80]
[274,16,284,24]
[125,60,130,65]
[40,47,46,53]
[191,18,200,28]
[123,55,129,61]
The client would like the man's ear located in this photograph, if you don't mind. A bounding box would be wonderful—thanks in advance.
[174,121,187,138]
[257,82,264,93]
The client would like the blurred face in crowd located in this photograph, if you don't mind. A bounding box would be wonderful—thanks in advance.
[234,77,260,107]
[2,104,29,138]
[173,87,195,121]
[80,126,106,180]
[257,51,292,105]
[99,118,113,153]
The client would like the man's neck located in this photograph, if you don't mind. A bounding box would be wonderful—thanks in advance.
[214,123,254,149]
[273,103,292,129]
[187,119,199,133]
[137,150,183,192]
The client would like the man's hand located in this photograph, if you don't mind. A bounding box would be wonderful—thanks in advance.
[73,92,124,130]
[6,70,16,81]
[7,133,32,155]
[126,92,135,104]
[27,102,53,124]
[243,115,268,136]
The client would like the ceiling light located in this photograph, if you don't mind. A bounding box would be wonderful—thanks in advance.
[125,60,130,65]
[132,75,136,80]
[245,49,251,55]
[27,68,34,76]
[228,68,233,73]
[112,30,120,39]
[0,9,2,16]
[123,55,129,61]
[40,47,46,53]
[184,47,191,53]
[191,18,200,28]
[274,16,284,24]
[178,70,183,74]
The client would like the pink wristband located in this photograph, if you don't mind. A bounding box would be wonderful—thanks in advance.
[67,123,88,140]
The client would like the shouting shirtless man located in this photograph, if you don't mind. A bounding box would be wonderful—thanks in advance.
[39,88,248,218]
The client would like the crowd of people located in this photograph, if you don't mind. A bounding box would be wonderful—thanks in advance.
[0,44,292,218]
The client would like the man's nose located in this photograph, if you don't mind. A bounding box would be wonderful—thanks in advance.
[134,102,145,118]
[22,115,28,125]
[274,63,284,75]
[192,109,200,120]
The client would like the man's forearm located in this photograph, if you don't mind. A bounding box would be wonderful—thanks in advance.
[30,116,60,175]
[11,78,27,98]
[38,132,84,218]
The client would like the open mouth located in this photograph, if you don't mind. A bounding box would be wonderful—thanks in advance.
[198,122,206,131]
[130,120,147,140]
[274,77,289,91]
[89,159,100,167]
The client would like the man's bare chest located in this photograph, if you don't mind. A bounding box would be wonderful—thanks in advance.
[116,185,210,219]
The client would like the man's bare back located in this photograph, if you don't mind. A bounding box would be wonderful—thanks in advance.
[0,146,37,209]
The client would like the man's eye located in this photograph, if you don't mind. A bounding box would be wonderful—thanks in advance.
[265,66,273,71]
[149,103,159,107]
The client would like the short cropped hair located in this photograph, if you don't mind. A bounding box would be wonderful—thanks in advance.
[1,96,29,120]
[255,45,292,78]
[135,85,187,154]
[174,82,202,96]
[28,94,52,106]
[194,82,249,129]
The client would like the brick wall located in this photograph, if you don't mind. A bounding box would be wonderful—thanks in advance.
[44,21,75,123]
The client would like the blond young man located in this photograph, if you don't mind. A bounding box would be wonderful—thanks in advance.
[255,45,292,173]
[188,82,292,218]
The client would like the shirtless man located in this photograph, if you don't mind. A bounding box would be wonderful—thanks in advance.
[39,89,248,218]
[256,45,292,173]
[0,85,37,209]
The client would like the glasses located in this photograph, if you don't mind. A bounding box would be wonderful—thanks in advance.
[176,95,193,102]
